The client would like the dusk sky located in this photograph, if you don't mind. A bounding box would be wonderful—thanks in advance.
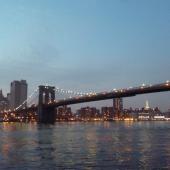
[0,0,170,110]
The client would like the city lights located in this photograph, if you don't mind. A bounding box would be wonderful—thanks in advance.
[1,81,170,123]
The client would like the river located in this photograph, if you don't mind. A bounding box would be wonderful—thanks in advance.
[0,121,170,169]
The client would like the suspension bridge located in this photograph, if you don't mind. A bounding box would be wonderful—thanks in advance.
[2,81,170,123]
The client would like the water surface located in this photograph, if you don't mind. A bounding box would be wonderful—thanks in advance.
[0,121,170,169]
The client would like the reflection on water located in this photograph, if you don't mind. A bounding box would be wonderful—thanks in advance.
[0,122,170,169]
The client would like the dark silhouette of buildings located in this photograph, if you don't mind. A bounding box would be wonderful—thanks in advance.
[0,89,9,112]
[113,98,123,117]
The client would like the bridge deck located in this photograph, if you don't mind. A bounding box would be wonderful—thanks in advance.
[8,82,170,113]
[48,82,170,108]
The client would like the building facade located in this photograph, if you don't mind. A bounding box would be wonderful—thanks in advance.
[77,107,100,120]
[113,98,123,118]
[0,90,9,112]
[101,107,114,120]
[10,80,27,110]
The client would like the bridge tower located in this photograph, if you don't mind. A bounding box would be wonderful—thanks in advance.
[38,85,56,123]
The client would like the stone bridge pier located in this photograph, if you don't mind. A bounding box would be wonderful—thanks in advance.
[38,85,56,123]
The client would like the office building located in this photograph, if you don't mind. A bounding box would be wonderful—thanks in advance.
[10,80,27,110]
[77,107,100,120]
[56,106,73,120]
[113,98,123,118]
[101,107,114,120]
[0,89,9,112]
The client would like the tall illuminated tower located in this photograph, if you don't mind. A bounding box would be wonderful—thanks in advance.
[145,100,150,110]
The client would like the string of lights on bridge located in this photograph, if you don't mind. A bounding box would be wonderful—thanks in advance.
[4,86,95,113]
[55,86,97,97]
[4,88,39,113]
[3,80,170,114]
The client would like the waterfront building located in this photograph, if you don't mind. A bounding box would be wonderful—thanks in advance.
[101,107,114,120]
[56,106,73,121]
[138,100,155,120]
[77,107,100,121]
[138,112,150,120]
[153,115,165,120]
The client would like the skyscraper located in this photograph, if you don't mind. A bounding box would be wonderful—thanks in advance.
[20,80,28,106]
[0,89,9,112]
[10,80,27,110]
[0,89,4,101]
[145,100,150,110]
[113,98,123,117]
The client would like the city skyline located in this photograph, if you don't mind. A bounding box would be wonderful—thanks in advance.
[0,0,170,110]
[1,80,170,113]
[1,80,170,123]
